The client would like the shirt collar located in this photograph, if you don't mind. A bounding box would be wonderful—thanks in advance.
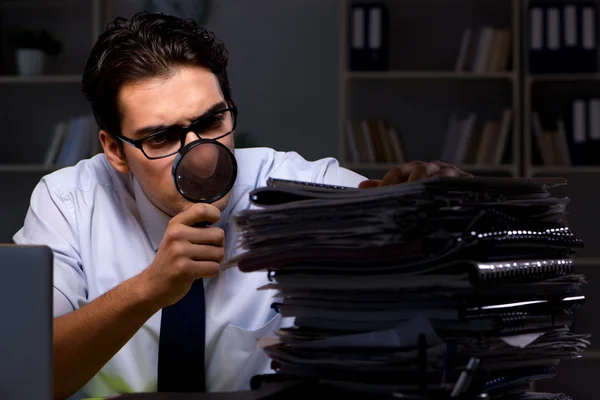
[132,176,235,252]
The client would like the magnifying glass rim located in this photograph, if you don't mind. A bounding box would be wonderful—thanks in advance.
[172,139,238,204]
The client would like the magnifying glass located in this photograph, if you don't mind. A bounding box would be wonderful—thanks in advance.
[172,139,238,207]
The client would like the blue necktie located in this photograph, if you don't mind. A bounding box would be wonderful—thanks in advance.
[157,278,206,392]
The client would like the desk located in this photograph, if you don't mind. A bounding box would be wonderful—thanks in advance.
[82,381,325,400]
[81,381,487,400]
[81,381,307,400]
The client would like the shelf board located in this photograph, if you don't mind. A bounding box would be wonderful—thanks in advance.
[0,0,77,8]
[0,74,82,84]
[0,164,58,172]
[530,165,600,174]
[343,163,516,173]
[346,71,515,80]
[529,73,600,83]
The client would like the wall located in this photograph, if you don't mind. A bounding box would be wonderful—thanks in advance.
[114,0,342,162]
[0,0,344,242]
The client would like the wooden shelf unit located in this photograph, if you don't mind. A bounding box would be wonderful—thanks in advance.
[339,0,522,179]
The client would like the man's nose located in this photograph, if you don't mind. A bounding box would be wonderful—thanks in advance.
[184,131,199,146]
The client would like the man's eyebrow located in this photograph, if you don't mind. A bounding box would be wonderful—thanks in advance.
[132,101,228,138]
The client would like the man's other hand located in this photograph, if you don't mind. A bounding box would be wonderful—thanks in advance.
[358,160,473,189]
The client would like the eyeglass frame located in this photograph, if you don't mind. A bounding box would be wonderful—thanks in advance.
[113,104,238,160]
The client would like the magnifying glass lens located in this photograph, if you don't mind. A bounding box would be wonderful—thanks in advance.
[173,141,237,204]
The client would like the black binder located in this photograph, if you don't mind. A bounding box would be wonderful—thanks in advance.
[528,1,598,74]
[348,2,389,71]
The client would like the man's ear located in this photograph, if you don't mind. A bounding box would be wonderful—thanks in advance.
[99,130,130,173]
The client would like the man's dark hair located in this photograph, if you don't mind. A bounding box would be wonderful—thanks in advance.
[81,11,232,137]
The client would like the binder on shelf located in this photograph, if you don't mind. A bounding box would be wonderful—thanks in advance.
[562,3,579,71]
[529,1,598,74]
[0,12,5,75]
[579,3,597,73]
[564,98,592,165]
[348,2,389,71]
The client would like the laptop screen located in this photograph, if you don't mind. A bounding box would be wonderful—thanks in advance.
[0,244,53,400]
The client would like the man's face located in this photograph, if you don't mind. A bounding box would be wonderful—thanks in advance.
[101,65,235,217]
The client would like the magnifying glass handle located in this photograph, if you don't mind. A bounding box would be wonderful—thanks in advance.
[194,222,211,228]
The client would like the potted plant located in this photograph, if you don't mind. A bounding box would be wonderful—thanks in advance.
[7,28,62,76]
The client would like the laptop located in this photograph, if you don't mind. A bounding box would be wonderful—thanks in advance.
[0,244,53,400]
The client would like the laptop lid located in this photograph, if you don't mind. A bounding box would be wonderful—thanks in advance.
[0,244,53,400]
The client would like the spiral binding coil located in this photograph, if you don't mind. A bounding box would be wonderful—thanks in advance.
[474,258,574,283]
[483,365,558,392]
[468,226,583,247]
[548,395,574,400]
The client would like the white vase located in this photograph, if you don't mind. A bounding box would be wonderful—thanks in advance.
[15,49,45,76]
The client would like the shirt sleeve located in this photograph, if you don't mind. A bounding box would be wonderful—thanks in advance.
[321,160,367,187]
[267,151,368,188]
[12,177,86,317]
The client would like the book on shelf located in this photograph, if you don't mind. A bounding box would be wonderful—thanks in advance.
[528,1,598,74]
[0,11,4,75]
[455,26,512,73]
[441,108,512,166]
[532,97,600,166]
[44,114,100,168]
[531,112,572,167]
[344,118,405,164]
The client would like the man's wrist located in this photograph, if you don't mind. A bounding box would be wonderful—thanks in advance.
[128,271,166,313]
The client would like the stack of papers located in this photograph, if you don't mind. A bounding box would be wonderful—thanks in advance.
[224,177,590,399]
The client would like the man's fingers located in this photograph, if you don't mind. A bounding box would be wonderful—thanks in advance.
[188,260,220,279]
[380,162,439,185]
[187,226,225,246]
[429,161,473,178]
[379,165,410,186]
[360,161,473,188]
[174,203,221,227]
[432,160,474,177]
[407,162,440,182]
[187,244,225,264]
[438,167,469,177]
[358,179,381,189]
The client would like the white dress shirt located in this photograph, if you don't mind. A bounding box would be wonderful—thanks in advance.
[12,147,366,397]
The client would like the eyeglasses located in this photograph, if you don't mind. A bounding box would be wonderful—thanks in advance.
[115,105,238,160]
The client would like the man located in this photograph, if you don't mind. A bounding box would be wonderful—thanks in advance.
[13,11,470,400]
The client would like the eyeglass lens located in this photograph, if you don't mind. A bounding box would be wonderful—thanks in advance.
[143,110,234,158]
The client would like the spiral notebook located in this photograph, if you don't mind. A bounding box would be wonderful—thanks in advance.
[249,177,568,207]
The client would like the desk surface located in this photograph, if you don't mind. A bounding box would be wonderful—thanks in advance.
[79,381,398,400]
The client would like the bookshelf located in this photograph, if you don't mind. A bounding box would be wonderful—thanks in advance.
[519,7,600,376]
[339,0,600,178]
[339,0,522,179]
[522,0,600,177]
[346,71,516,80]
[0,73,81,84]
[340,0,600,397]
[0,0,107,172]
[0,163,58,172]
